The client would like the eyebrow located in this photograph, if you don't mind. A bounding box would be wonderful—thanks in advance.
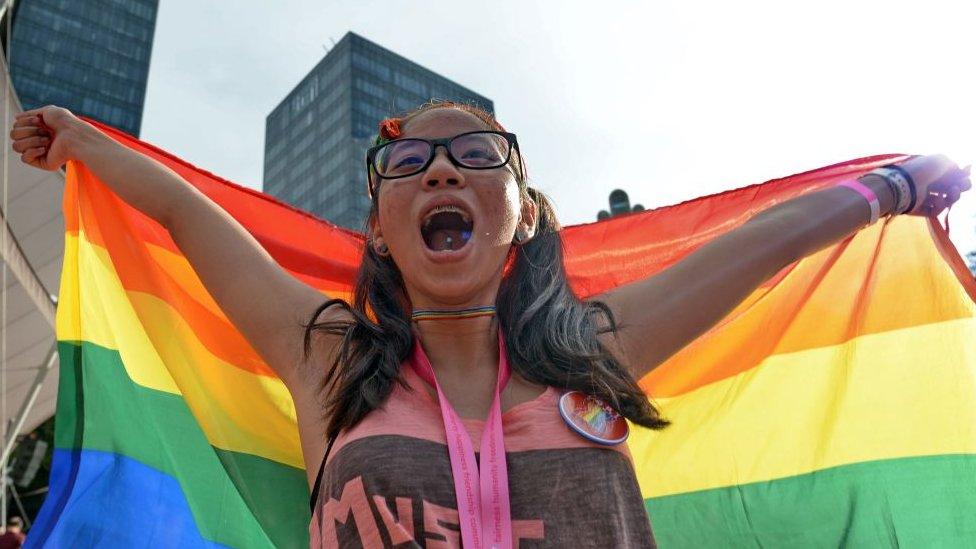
[400,131,487,139]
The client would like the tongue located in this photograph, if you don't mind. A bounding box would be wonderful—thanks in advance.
[429,229,465,251]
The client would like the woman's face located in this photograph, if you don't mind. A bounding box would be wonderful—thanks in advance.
[372,108,530,309]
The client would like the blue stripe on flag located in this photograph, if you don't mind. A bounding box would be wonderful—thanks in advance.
[27,449,225,548]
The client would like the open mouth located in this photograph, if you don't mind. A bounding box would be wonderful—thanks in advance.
[420,205,474,252]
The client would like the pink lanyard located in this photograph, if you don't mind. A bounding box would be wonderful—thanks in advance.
[410,335,513,549]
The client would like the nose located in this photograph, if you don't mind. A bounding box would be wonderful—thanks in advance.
[421,145,465,191]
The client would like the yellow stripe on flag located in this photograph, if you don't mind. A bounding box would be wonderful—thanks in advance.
[58,232,303,468]
[58,232,180,394]
[630,317,976,498]
[644,218,976,397]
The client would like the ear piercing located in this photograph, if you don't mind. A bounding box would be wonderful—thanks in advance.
[513,229,528,244]
[375,242,389,256]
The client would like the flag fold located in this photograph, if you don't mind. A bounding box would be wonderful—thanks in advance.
[28,121,976,548]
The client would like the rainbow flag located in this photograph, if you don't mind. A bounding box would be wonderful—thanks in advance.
[28,121,976,547]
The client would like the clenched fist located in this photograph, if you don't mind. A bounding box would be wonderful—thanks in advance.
[9,105,87,171]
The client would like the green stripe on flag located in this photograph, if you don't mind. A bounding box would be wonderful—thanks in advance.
[646,453,976,548]
[55,341,310,549]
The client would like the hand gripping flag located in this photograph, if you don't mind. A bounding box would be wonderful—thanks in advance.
[28,120,976,547]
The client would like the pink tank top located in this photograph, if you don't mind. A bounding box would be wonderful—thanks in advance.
[309,365,656,547]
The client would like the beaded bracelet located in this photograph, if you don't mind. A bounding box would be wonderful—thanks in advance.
[865,167,913,215]
[880,164,918,213]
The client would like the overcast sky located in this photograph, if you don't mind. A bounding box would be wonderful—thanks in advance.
[140,0,975,258]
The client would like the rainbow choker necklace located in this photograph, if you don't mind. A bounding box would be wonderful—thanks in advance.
[411,305,496,322]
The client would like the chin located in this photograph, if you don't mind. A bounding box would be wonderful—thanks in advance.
[412,272,492,306]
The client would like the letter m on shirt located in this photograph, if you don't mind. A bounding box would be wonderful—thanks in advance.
[322,476,383,546]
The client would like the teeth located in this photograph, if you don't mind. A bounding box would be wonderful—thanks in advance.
[423,204,472,228]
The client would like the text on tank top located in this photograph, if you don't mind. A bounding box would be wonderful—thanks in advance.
[309,365,656,547]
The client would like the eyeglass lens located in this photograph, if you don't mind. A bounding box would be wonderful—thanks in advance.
[374,132,510,178]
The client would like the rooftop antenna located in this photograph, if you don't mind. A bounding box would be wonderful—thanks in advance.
[321,36,337,55]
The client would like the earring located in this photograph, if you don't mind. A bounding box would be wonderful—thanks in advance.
[374,241,390,256]
[513,229,528,244]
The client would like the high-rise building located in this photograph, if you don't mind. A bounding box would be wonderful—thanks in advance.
[263,32,493,230]
[5,0,159,137]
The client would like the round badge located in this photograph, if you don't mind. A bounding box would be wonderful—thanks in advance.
[558,391,629,445]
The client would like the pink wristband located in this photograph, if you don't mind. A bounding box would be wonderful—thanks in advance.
[837,180,880,225]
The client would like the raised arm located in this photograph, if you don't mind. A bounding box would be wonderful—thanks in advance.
[599,155,971,379]
[10,106,348,391]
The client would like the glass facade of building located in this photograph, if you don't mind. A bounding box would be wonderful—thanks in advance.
[263,32,493,230]
[7,0,158,137]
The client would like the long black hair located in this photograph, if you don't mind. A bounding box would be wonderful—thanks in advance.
[302,101,669,440]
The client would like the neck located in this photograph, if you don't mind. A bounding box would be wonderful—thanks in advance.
[412,305,496,322]
[414,315,500,378]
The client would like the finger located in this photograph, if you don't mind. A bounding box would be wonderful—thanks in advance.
[11,116,40,128]
[928,169,968,195]
[18,135,50,150]
[10,136,46,153]
[948,166,968,179]
[12,118,50,133]
[9,126,47,140]
[9,125,30,138]
[947,175,971,193]
[946,173,972,191]
[946,187,961,203]
[956,166,973,191]
[926,197,949,216]
[917,191,945,216]
[16,107,51,118]
[20,147,45,163]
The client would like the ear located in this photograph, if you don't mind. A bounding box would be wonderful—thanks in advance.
[369,213,388,255]
[518,194,539,240]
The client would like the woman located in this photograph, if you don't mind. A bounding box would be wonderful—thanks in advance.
[9,102,971,547]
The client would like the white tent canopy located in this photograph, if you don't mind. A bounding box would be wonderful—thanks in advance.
[0,18,65,461]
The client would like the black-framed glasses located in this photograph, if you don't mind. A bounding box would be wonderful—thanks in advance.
[366,131,522,196]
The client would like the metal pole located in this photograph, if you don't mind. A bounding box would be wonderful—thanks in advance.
[7,482,28,528]
[0,343,57,466]
[0,0,15,24]
[1,0,12,529]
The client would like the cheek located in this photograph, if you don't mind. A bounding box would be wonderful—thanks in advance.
[376,186,415,243]
[477,185,522,242]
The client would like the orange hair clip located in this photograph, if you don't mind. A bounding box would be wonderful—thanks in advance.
[378,118,402,141]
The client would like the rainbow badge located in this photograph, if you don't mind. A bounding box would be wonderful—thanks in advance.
[558,391,629,446]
